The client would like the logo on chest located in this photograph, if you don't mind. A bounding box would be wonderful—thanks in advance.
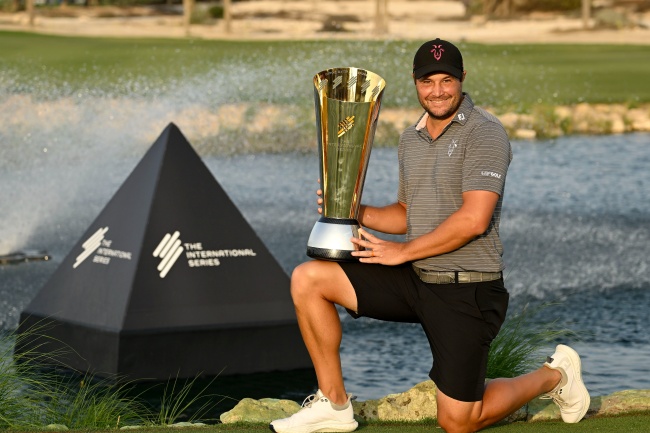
[448,139,458,157]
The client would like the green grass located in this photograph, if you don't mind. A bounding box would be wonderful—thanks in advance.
[10,413,646,432]
[1,31,649,111]
[482,413,650,432]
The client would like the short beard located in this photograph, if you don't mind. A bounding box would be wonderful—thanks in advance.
[420,95,464,121]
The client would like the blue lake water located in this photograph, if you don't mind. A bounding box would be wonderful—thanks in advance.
[1,132,649,402]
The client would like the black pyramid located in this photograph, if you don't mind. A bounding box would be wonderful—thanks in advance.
[17,123,312,380]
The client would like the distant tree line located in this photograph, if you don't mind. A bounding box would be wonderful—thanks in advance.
[2,0,587,14]
[5,0,646,34]
[464,0,582,18]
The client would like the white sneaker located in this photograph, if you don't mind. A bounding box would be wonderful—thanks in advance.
[541,344,590,423]
[269,390,358,433]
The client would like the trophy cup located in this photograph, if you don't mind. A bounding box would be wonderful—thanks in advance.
[306,67,386,261]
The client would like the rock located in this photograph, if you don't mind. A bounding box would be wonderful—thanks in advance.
[220,397,301,424]
[627,107,650,131]
[527,396,561,421]
[513,128,537,139]
[596,389,650,416]
[353,380,438,421]
[527,389,650,421]
[353,380,526,422]
[169,421,208,428]
[497,112,523,130]
[611,116,626,134]
[220,385,650,425]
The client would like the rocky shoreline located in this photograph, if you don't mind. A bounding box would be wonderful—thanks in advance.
[2,93,648,158]
[380,102,650,141]
[497,102,650,139]
[219,380,650,425]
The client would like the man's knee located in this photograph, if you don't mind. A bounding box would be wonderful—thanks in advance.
[290,262,309,298]
[437,411,479,433]
[436,395,483,433]
[290,261,357,311]
[290,261,326,302]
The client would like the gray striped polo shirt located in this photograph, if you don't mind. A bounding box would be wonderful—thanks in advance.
[397,93,512,273]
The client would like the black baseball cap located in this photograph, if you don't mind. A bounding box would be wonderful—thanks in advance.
[412,38,464,80]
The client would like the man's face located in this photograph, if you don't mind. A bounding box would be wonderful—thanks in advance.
[414,72,464,121]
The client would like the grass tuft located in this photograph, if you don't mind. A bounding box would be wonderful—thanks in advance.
[0,326,227,429]
[487,303,580,379]
[152,373,225,426]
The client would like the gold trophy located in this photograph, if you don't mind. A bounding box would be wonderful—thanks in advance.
[306,67,386,261]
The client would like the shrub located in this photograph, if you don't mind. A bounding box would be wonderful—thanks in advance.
[487,303,579,379]
[208,4,223,19]
[515,0,581,12]
[1,326,220,429]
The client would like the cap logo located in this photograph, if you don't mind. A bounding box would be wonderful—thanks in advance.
[431,44,444,61]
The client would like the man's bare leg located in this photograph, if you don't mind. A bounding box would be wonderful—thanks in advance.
[436,367,562,433]
[290,260,358,405]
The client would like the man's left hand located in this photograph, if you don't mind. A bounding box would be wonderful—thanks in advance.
[350,228,407,266]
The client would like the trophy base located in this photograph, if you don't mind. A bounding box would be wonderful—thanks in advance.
[306,217,360,262]
[306,246,357,262]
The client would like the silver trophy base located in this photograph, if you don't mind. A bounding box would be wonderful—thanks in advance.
[306,217,360,261]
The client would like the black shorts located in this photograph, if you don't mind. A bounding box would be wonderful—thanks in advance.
[339,262,509,402]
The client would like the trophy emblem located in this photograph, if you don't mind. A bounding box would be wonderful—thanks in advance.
[306,67,386,261]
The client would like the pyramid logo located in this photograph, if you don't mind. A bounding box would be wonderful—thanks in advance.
[152,231,184,278]
[73,226,109,268]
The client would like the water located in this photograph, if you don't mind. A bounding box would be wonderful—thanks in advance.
[1,123,648,401]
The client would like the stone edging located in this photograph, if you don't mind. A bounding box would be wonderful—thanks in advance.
[219,380,650,425]
[381,103,650,140]
[496,103,650,139]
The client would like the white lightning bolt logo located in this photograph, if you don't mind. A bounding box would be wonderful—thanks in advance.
[153,231,184,278]
[73,227,109,268]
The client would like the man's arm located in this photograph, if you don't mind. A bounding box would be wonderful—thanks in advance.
[317,181,407,235]
[400,189,499,260]
[358,202,407,235]
[351,190,499,265]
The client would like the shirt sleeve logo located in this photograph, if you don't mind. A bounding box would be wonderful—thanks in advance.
[481,171,502,179]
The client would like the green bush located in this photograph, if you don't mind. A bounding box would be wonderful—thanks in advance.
[0,0,20,13]
[208,4,224,19]
[516,0,581,12]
